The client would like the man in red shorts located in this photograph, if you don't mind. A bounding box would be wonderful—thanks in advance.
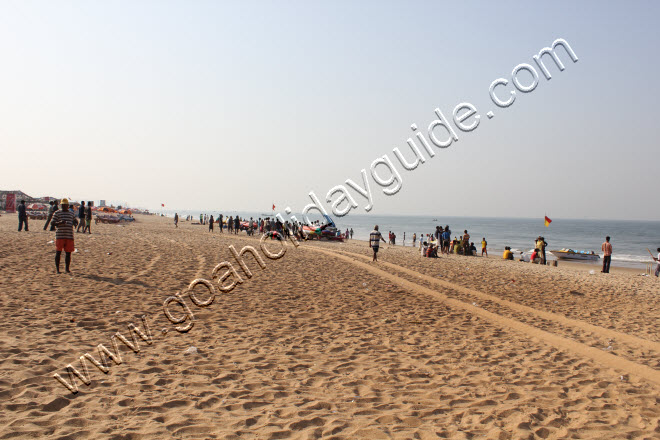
[51,198,78,274]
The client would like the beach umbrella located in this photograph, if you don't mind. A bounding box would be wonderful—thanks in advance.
[27,203,46,210]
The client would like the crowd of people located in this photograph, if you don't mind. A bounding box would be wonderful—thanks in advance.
[367,224,488,260]
[172,213,356,243]
[413,226,486,259]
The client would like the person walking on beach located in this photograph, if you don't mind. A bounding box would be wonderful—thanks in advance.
[234,216,240,234]
[84,201,93,234]
[350,228,353,239]
[174,213,179,228]
[17,200,28,231]
[481,237,488,257]
[601,236,612,273]
[44,200,58,231]
[209,215,214,232]
[219,214,223,232]
[653,248,660,277]
[52,198,78,274]
[412,233,417,247]
[76,201,85,232]
[369,225,386,262]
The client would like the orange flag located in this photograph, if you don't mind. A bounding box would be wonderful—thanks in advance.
[544,216,552,227]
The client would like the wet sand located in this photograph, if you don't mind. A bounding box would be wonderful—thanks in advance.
[0,214,658,439]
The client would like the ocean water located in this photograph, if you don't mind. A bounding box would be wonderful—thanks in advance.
[331,215,659,269]
[163,210,659,269]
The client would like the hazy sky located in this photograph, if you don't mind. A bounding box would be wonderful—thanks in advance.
[1,1,658,220]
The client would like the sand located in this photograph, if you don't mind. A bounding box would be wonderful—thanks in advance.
[0,213,658,439]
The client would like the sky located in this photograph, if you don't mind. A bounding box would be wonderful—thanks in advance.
[1,1,658,220]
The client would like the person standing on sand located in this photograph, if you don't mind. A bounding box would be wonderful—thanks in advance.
[174,213,179,228]
[535,236,548,264]
[234,216,240,234]
[442,226,451,255]
[209,215,214,232]
[219,214,223,232]
[412,233,417,247]
[481,237,488,257]
[17,200,28,231]
[350,228,353,239]
[76,201,85,233]
[84,201,93,234]
[540,237,548,264]
[369,225,386,262]
[462,230,471,255]
[653,248,660,277]
[52,198,78,274]
[601,236,612,273]
[44,200,58,231]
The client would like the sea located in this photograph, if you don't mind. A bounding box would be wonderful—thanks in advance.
[163,210,659,269]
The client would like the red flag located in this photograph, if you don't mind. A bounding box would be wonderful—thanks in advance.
[161,203,165,207]
[544,216,552,227]
[272,204,275,211]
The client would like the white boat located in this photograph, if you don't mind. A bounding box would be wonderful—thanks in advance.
[550,249,600,261]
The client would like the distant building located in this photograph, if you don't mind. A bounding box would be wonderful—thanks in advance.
[0,190,65,210]
[1,190,39,210]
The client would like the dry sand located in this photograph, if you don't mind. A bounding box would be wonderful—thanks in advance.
[0,214,658,439]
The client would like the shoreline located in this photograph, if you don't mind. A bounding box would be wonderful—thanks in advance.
[346,238,654,274]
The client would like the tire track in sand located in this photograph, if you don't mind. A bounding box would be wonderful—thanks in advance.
[125,255,161,282]
[334,249,660,355]
[306,246,660,386]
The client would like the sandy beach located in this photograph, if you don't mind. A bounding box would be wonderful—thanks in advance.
[0,214,658,439]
